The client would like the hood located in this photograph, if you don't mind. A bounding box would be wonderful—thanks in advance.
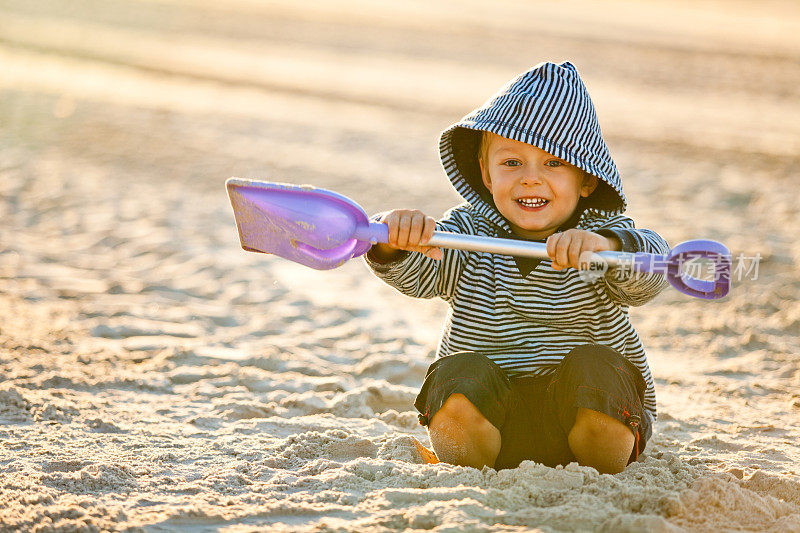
[439,61,626,232]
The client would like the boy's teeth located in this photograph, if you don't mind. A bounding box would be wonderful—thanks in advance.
[517,198,548,207]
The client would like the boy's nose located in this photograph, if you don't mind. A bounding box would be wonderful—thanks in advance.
[520,172,543,185]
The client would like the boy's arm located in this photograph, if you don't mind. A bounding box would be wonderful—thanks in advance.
[364,207,470,301]
[594,215,670,306]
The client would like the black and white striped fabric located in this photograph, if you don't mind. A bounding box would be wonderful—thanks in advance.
[366,62,669,422]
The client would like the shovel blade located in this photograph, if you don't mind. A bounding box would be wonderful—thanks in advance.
[665,240,731,299]
[226,179,373,269]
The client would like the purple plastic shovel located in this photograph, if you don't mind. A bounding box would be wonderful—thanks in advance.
[226,178,731,300]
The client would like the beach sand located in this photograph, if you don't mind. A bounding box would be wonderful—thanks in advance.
[1,0,800,530]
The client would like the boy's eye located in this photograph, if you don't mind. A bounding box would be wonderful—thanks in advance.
[545,160,564,168]
[501,159,522,167]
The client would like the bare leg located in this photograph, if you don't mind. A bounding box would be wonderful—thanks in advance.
[568,407,634,474]
[427,393,501,469]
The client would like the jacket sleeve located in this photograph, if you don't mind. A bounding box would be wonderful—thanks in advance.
[363,206,471,302]
[594,214,670,307]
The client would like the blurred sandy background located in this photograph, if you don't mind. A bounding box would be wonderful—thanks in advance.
[1,0,800,531]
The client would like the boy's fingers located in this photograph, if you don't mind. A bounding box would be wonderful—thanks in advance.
[578,250,590,270]
[423,247,443,261]
[408,213,425,247]
[385,212,400,247]
[379,210,439,254]
[421,216,436,245]
[567,234,584,269]
[555,235,571,269]
[579,250,604,270]
[396,214,412,248]
[546,232,561,259]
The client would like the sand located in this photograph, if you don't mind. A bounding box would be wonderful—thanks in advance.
[1,0,800,531]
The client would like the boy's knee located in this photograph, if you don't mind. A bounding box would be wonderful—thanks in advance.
[571,407,632,439]
[428,393,502,468]
[568,408,634,473]
[430,393,494,431]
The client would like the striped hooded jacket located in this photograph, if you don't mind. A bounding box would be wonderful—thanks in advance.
[366,62,668,423]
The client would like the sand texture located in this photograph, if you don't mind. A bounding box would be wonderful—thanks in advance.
[1,0,800,531]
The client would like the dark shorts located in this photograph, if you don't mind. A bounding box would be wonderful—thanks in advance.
[414,344,651,470]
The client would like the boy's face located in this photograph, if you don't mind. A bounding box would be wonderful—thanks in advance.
[479,132,597,239]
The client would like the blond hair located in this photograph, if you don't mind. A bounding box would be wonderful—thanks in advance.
[478,131,490,164]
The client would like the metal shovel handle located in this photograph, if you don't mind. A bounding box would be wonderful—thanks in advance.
[357,222,731,300]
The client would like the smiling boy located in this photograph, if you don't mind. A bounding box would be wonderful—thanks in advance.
[366,62,669,473]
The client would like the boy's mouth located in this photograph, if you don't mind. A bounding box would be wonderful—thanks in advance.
[516,197,549,210]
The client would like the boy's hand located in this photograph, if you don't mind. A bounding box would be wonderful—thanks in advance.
[546,229,621,271]
[372,209,443,261]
